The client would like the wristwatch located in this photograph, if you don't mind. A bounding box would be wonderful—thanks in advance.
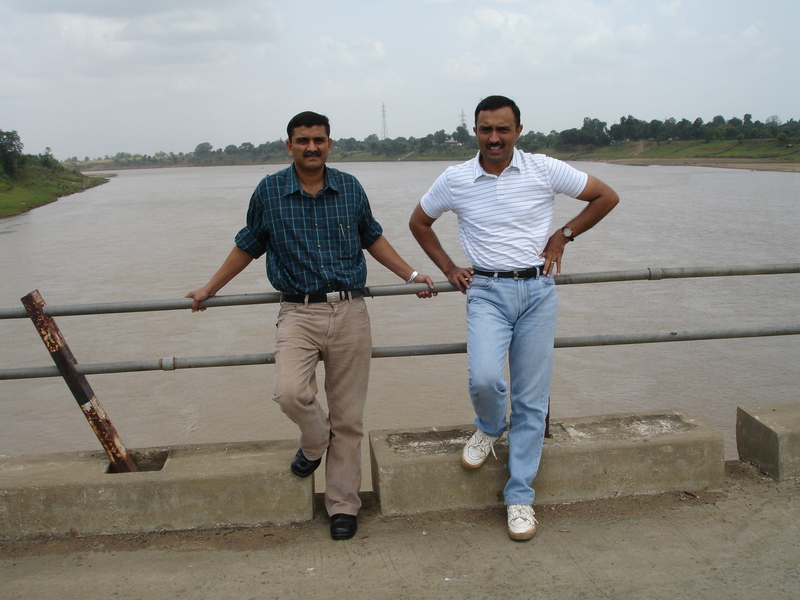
[561,226,575,241]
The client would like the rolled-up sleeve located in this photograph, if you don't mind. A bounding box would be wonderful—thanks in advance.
[234,189,268,259]
[358,192,383,249]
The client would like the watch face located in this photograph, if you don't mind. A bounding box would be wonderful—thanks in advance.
[563,227,573,238]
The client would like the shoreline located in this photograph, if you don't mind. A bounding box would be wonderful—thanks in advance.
[597,157,800,172]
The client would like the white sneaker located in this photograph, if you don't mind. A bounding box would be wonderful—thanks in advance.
[461,429,499,469]
[507,505,538,541]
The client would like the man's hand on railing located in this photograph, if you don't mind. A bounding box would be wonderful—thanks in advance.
[186,287,215,312]
[410,273,437,299]
[444,266,475,294]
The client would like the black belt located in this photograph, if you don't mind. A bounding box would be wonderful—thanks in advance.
[473,266,542,279]
[280,288,370,304]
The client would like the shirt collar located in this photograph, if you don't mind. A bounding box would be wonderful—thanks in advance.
[472,148,522,181]
[284,164,340,197]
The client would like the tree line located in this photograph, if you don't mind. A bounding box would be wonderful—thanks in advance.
[1,130,63,180]
[561,114,797,147]
[41,112,800,169]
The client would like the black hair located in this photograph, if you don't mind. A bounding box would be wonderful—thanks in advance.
[286,111,331,139]
[474,96,521,127]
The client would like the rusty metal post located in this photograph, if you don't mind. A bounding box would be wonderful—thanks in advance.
[21,290,138,472]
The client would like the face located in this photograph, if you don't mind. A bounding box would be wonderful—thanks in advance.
[473,107,523,173]
[285,125,332,173]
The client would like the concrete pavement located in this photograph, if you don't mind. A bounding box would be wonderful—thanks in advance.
[2,461,798,600]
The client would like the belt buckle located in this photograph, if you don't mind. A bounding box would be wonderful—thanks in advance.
[512,269,522,280]
[326,291,341,303]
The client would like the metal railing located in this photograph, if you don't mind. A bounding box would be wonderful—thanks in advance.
[1,263,799,381]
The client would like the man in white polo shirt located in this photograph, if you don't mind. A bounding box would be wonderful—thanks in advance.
[409,95,618,541]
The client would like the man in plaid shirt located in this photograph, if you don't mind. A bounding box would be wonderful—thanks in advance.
[188,111,434,540]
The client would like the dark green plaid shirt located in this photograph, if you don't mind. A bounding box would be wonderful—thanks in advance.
[235,164,383,294]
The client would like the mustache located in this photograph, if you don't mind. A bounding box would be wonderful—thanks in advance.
[303,150,323,157]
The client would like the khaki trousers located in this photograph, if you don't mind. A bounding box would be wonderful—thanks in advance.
[272,297,372,516]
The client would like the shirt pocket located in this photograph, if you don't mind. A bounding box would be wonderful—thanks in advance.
[334,220,359,259]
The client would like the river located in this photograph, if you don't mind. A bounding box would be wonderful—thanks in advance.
[1,161,798,484]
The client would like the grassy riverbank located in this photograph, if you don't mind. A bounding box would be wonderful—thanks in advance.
[0,167,108,219]
[548,139,800,171]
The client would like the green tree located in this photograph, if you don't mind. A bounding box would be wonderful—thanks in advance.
[0,129,24,176]
[648,119,665,141]
[609,115,647,141]
[452,125,472,145]
[337,138,359,152]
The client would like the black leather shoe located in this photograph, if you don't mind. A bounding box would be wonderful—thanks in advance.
[290,448,321,477]
[330,513,358,540]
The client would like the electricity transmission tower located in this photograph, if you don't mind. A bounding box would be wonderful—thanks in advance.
[381,103,389,139]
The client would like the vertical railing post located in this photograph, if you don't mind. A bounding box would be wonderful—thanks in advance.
[21,290,138,472]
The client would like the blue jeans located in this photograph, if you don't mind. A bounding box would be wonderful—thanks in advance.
[466,273,557,505]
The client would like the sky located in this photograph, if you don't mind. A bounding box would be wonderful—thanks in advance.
[1,0,798,160]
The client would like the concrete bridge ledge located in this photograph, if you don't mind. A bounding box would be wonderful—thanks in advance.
[1,410,742,540]
[0,439,313,541]
[370,411,725,516]
[737,403,800,481]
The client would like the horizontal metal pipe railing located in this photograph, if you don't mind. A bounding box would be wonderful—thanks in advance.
[2,324,798,381]
[1,264,798,381]
[1,263,798,319]
[553,263,800,285]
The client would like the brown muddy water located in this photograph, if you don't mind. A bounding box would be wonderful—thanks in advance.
[1,161,798,489]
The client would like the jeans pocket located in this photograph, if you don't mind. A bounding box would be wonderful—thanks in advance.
[469,275,493,290]
[466,275,493,304]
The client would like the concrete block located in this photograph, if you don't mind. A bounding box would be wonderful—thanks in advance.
[0,440,313,540]
[737,403,800,481]
[370,411,724,516]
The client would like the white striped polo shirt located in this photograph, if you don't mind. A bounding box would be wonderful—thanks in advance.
[420,149,588,271]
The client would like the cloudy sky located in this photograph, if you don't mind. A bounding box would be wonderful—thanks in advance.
[1,0,797,160]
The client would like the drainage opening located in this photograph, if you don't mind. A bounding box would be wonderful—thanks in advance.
[106,449,170,473]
